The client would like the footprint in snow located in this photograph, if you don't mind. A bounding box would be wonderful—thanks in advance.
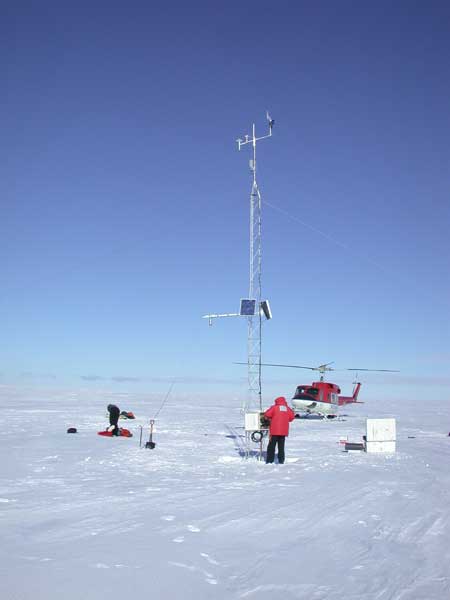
[169,561,218,585]
[173,536,185,543]
[200,552,220,566]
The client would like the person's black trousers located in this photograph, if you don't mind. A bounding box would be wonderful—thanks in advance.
[266,435,286,464]
[109,406,120,435]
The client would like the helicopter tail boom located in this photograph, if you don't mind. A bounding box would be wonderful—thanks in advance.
[338,382,361,406]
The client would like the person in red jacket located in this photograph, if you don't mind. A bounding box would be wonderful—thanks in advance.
[264,396,295,464]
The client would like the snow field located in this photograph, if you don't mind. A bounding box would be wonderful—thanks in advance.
[1,387,450,599]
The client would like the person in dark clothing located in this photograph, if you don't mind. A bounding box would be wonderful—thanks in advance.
[264,396,295,464]
[267,435,286,464]
[107,404,121,436]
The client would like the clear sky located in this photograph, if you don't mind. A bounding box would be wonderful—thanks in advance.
[2,1,450,402]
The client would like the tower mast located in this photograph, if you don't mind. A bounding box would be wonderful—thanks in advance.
[203,113,274,411]
[237,119,272,410]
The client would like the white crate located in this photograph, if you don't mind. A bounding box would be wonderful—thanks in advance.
[244,412,269,431]
[366,418,396,453]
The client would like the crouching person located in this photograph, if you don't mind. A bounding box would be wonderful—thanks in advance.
[264,396,295,464]
[107,404,121,436]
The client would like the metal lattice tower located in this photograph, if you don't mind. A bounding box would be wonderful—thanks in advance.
[203,113,274,412]
[239,118,273,410]
[247,131,263,409]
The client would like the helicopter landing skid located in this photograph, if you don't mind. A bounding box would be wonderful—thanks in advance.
[295,413,325,420]
[295,412,345,421]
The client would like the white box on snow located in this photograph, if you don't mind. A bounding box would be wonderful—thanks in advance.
[244,412,268,431]
[366,418,396,453]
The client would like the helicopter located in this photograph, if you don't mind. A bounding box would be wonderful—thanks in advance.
[251,361,399,418]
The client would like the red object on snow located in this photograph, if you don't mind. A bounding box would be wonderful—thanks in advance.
[122,411,135,419]
[98,428,133,438]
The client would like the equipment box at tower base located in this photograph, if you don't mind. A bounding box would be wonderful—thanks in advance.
[244,412,269,432]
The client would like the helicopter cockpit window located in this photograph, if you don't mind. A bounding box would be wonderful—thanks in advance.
[294,387,318,398]
[307,388,319,396]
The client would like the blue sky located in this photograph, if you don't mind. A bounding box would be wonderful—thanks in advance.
[2,1,450,402]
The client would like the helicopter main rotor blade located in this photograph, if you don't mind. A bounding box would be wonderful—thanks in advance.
[233,362,333,371]
[344,368,400,372]
[234,362,399,373]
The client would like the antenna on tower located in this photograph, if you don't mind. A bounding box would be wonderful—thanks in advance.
[203,112,274,414]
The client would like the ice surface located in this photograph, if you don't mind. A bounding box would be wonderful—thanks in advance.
[1,386,450,599]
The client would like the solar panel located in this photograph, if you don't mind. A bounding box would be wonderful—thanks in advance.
[240,299,256,316]
[260,300,272,320]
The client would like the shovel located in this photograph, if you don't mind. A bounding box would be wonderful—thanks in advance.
[145,419,156,449]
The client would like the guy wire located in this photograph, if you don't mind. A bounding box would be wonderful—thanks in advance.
[153,379,176,419]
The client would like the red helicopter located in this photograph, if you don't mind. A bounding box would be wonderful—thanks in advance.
[257,361,399,418]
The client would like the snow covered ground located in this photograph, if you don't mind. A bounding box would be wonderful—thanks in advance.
[1,385,450,599]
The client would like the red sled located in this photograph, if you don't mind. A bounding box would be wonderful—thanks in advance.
[98,428,133,438]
